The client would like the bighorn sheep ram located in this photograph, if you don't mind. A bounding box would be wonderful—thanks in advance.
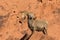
[20,11,48,40]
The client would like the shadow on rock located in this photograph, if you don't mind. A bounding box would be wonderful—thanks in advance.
[39,35,55,40]
[0,13,10,28]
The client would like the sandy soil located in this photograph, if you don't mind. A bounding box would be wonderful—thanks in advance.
[0,0,60,40]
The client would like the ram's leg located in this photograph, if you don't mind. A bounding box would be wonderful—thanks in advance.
[42,27,47,35]
[20,32,33,40]
[20,33,27,40]
[25,31,33,40]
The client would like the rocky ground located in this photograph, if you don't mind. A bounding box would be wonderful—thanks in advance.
[0,0,60,40]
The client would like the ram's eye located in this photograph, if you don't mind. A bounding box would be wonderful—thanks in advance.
[29,17,32,20]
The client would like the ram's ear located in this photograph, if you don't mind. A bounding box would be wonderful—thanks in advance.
[20,10,27,13]
[20,11,28,14]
